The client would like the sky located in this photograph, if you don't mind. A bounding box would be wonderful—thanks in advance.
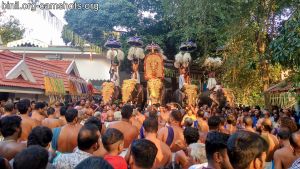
[3,0,74,45]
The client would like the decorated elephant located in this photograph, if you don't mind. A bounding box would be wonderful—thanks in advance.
[173,84,198,107]
[101,82,115,104]
[208,88,235,108]
[147,79,164,105]
[121,79,146,105]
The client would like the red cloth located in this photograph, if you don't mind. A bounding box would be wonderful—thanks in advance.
[104,155,128,169]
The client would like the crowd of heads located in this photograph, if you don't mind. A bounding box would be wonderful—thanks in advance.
[0,97,299,169]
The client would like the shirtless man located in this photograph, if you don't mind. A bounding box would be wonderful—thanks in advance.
[225,114,237,134]
[0,116,26,160]
[243,116,256,132]
[256,110,271,130]
[84,101,94,117]
[237,107,249,128]
[175,127,200,169]
[158,110,185,152]
[135,107,145,125]
[52,108,82,153]
[42,107,64,129]
[274,128,298,169]
[260,118,279,168]
[58,106,67,125]
[131,109,143,132]
[1,102,15,117]
[54,102,64,118]
[106,109,115,122]
[108,104,139,148]
[158,105,170,128]
[75,99,85,110]
[17,100,38,141]
[143,117,172,169]
[195,110,209,133]
[31,102,47,123]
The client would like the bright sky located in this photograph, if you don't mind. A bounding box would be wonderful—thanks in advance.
[3,0,74,45]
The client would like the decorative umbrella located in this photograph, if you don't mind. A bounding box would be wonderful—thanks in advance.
[174,40,196,68]
[105,37,124,65]
[105,37,124,87]
[127,36,143,47]
[179,40,197,52]
[127,36,145,61]
[104,37,121,49]
[127,36,145,84]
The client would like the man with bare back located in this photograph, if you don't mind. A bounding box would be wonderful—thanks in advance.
[260,118,279,169]
[243,116,256,133]
[31,102,47,123]
[42,107,64,129]
[274,128,300,169]
[143,117,172,168]
[0,116,26,160]
[84,101,94,117]
[158,110,185,152]
[17,100,38,141]
[158,105,170,128]
[108,104,139,149]
[51,108,82,153]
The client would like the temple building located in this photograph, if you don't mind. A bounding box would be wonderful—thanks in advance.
[0,38,111,81]
[0,50,91,102]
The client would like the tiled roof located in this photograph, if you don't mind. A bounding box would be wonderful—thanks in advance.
[267,81,300,93]
[41,60,72,71]
[0,50,70,91]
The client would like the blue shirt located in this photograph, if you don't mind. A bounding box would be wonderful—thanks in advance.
[252,116,258,127]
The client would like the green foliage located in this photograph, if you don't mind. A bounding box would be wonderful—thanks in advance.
[63,0,139,45]
[63,0,299,106]
[0,16,24,44]
[270,10,300,70]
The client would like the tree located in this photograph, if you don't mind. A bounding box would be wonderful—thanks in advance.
[270,9,300,70]
[62,0,299,105]
[63,0,140,46]
[0,16,24,44]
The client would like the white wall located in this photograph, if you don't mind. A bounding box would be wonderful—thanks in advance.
[28,53,111,80]
[72,57,111,81]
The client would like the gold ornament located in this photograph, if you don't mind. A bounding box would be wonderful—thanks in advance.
[102,82,115,104]
[184,84,198,106]
[122,79,137,103]
[144,53,164,80]
[147,79,163,105]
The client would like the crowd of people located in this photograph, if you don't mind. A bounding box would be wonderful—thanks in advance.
[0,98,300,169]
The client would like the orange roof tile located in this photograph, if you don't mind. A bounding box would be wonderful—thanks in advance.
[41,60,72,71]
[0,50,70,91]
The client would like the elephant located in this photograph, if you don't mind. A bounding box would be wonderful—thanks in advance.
[198,88,235,109]
[122,82,146,106]
[173,84,198,107]
[147,79,164,105]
